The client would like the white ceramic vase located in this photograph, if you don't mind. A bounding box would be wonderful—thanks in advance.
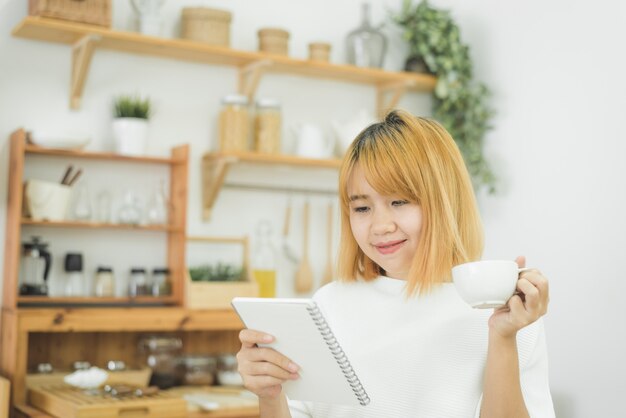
[112,117,148,156]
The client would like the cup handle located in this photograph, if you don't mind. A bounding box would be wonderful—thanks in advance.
[518,267,533,274]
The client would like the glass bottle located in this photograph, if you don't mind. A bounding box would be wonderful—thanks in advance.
[346,3,387,68]
[117,189,142,225]
[146,180,169,225]
[254,98,282,155]
[64,253,84,297]
[94,266,115,297]
[252,220,276,298]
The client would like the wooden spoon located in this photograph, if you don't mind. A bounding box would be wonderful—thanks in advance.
[320,203,334,286]
[295,201,313,293]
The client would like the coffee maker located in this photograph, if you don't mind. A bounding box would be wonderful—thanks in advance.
[19,236,51,296]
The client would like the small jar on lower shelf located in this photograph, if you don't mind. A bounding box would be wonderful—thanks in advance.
[94,266,115,297]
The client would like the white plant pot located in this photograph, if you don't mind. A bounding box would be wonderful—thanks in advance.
[112,117,149,156]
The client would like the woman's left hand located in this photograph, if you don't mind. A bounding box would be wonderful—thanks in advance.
[489,255,550,339]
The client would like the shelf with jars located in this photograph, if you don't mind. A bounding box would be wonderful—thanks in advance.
[3,129,189,309]
[12,16,436,113]
[1,129,254,416]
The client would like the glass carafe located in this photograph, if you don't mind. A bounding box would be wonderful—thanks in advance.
[19,236,51,296]
[346,3,387,68]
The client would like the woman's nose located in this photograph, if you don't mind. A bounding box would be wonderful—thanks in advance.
[371,208,396,235]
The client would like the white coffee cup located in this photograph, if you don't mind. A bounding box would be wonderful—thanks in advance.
[452,260,531,309]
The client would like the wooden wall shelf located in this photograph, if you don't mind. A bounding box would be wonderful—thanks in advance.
[21,219,182,232]
[12,307,243,333]
[201,152,341,220]
[25,144,184,165]
[17,296,177,306]
[12,16,436,112]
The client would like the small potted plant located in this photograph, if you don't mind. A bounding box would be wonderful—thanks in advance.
[112,94,152,156]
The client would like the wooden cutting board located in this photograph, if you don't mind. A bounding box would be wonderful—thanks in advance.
[28,384,187,418]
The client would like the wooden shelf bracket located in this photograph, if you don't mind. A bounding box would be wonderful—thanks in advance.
[376,80,415,118]
[238,59,274,102]
[202,155,240,221]
[70,34,101,110]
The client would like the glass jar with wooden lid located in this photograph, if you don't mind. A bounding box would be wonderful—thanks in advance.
[254,98,282,155]
[218,94,250,152]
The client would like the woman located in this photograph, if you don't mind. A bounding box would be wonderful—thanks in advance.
[237,110,554,417]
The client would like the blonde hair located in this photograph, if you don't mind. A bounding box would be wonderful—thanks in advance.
[337,109,484,295]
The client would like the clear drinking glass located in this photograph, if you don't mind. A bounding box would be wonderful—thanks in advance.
[72,183,92,221]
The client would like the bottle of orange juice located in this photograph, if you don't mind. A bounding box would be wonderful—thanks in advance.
[252,221,276,297]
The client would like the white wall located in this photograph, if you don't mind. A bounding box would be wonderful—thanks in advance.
[1,0,624,416]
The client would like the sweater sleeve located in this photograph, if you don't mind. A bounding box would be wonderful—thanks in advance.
[288,399,313,417]
[517,319,555,418]
[473,319,555,418]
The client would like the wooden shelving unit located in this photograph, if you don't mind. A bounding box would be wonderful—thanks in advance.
[12,16,436,113]
[202,151,342,220]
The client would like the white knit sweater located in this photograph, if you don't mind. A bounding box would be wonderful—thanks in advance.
[288,276,555,418]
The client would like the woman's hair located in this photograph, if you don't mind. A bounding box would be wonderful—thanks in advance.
[337,109,484,295]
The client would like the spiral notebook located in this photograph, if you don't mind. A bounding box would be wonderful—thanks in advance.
[231,297,370,406]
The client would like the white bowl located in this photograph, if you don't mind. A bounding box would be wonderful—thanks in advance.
[29,130,91,150]
[452,260,519,309]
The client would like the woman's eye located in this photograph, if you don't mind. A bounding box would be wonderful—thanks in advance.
[352,206,369,213]
[392,200,409,206]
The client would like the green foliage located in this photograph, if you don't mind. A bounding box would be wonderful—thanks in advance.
[114,94,152,119]
[394,0,496,193]
[188,263,244,282]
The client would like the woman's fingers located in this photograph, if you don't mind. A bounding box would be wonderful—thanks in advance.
[241,359,299,380]
[247,347,299,372]
[239,329,273,348]
[237,328,300,399]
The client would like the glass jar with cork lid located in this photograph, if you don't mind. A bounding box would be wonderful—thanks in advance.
[254,98,282,154]
[218,94,250,152]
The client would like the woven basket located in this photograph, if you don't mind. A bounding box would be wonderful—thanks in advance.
[28,0,111,28]
[258,28,290,56]
[181,7,232,47]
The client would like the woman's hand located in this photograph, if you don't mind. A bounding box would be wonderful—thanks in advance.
[237,329,300,399]
[488,256,550,339]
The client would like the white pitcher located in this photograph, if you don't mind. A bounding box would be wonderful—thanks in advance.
[131,0,166,36]
[292,123,335,159]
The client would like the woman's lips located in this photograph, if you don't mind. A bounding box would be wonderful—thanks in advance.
[374,240,406,255]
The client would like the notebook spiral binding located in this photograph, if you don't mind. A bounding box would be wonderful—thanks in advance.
[307,303,371,406]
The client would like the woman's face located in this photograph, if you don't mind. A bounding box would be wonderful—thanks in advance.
[347,168,423,280]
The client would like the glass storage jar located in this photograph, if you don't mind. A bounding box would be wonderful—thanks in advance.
[216,354,243,386]
[151,267,171,296]
[129,267,149,297]
[218,94,249,152]
[254,98,281,154]
[94,266,115,297]
[178,354,217,386]
[139,335,182,389]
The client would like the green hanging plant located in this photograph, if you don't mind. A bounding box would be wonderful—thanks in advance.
[394,0,496,193]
